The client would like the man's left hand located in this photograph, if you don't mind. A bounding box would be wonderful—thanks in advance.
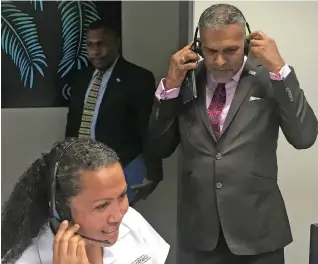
[130,179,160,206]
[248,31,285,74]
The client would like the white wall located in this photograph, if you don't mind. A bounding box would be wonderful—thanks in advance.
[193,2,318,264]
[1,108,68,201]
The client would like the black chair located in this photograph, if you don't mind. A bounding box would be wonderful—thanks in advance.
[309,223,318,264]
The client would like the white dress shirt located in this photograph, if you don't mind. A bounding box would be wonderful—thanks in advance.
[14,207,170,264]
[84,56,119,139]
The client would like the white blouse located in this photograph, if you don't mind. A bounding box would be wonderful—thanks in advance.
[14,207,170,264]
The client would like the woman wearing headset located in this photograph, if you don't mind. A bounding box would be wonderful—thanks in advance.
[1,138,169,264]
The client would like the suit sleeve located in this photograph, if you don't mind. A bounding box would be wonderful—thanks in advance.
[147,81,182,159]
[272,66,318,149]
[65,83,79,138]
[64,70,78,138]
[132,71,163,182]
[65,90,74,138]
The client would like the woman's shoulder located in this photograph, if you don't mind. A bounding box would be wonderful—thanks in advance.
[114,207,170,264]
[14,226,53,264]
[120,207,156,235]
[122,207,147,225]
[13,243,41,264]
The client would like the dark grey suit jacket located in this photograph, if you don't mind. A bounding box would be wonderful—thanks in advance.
[147,58,318,255]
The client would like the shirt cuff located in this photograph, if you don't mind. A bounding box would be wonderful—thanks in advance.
[269,64,291,80]
[155,79,181,101]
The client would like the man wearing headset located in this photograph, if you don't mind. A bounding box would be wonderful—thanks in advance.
[147,4,318,264]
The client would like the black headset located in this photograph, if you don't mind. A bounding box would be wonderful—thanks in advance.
[191,8,251,58]
[49,141,75,235]
[49,141,111,244]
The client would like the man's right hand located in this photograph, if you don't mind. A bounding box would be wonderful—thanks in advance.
[165,42,199,90]
[53,221,90,264]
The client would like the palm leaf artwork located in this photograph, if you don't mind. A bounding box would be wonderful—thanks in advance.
[61,83,72,100]
[1,1,47,88]
[30,0,43,11]
[57,1,100,78]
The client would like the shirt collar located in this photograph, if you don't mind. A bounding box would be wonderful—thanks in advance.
[206,56,247,87]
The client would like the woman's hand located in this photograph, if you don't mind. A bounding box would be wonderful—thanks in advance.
[53,220,90,264]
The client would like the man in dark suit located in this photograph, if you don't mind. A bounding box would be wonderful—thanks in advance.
[147,4,317,264]
[65,20,162,205]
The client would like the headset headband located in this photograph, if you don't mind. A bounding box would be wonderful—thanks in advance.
[192,8,251,50]
[50,141,76,221]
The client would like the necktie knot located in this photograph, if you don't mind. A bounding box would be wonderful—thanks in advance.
[215,83,226,96]
[96,70,104,79]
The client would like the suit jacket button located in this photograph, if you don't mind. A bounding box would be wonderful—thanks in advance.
[216,153,222,160]
[216,182,223,189]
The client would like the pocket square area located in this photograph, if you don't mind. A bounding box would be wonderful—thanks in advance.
[249,96,262,101]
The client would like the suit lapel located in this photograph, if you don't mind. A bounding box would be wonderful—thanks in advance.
[98,57,124,103]
[105,57,125,92]
[221,58,261,136]
[195,64,218,142]
[97,57,125,126]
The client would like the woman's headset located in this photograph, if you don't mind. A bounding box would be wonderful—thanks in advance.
[191,9,251,57]
[49,141,111,244]
[49,141,75,234]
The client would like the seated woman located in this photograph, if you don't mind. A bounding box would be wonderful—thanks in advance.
[1,138,169,264]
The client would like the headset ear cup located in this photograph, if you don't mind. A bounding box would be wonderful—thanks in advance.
[192,38,203,58]
[56,199,72,222]
[49,200,72,234]
[244,38,250,56]
[197,40,203,57]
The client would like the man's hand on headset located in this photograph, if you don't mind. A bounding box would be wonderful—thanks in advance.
[165,42,199,90]
[130,179,160,206]
[247,31,285,74]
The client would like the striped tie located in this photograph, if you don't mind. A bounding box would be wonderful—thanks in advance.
[78,71,104,138]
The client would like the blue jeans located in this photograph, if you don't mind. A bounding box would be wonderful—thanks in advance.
[123,154,147,202]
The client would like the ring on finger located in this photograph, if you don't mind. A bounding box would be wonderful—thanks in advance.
[180,56,186,64]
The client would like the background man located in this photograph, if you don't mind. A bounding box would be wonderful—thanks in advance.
[65,20,162,205]
[148,4,317,264]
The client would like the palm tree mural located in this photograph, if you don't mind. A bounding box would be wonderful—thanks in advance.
[29,0,43,11]
[1,0,100,91]
[57,0,100,78]
[1,1,47,88]
[1,0,121,107]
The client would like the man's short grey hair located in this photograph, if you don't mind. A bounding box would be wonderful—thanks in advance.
[198,4,246,35]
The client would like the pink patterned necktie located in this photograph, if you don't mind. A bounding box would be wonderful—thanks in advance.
[207,83,226,138]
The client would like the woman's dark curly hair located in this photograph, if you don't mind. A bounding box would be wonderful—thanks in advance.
[1,137,119,264]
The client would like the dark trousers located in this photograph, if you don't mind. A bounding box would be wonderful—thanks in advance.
[178,229,284,264]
